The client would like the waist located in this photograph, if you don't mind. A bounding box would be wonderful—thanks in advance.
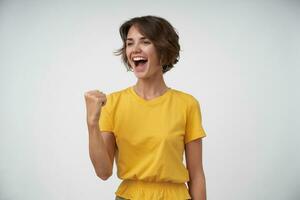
[115,179,191,200]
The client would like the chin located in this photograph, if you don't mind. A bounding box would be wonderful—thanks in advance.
[133,66,150,78]
[134,72,148,79]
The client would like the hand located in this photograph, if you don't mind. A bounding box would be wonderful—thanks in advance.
[84,90,107,126]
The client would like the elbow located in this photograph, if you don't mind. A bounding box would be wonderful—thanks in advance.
[96,170,112,181]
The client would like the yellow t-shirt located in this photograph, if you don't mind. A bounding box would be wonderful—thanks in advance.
[99,86,206,200]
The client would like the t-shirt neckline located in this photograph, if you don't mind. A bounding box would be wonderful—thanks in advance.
[129,86,172,106]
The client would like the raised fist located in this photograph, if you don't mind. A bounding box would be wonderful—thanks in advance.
[84,90,107,126]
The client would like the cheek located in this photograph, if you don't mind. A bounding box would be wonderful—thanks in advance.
[125,50,131,62]
[150,47,159,61]
[149,50,160,64]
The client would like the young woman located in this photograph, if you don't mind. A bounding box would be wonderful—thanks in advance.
[84,16,207,200]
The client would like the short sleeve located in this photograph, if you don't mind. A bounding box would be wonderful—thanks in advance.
[98,94,114,133]
[184,98,206,144]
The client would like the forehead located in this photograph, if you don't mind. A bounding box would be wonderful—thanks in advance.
[127,25,145,39]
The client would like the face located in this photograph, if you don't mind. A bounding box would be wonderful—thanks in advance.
[125,25,162,79]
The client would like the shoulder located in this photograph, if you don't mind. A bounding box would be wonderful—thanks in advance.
[171,88,199,105]
[104,87,131,105]
[106,87,131,98]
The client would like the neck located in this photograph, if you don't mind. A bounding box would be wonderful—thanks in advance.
[133,76,169,100]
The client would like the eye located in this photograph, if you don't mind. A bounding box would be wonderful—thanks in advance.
[126,42,133,47]
[143,40,151,44]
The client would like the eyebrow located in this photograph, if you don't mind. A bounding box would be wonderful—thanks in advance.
[126,37,148,41]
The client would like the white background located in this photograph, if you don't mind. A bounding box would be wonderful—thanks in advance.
[1,0,299,199]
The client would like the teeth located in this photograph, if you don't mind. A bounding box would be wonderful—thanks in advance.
[132,57,147,61]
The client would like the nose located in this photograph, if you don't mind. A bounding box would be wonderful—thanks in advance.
[132,43,141,53]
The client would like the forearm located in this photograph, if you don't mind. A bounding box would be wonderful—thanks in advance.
[88,124,113,180]
[188,173,206,200]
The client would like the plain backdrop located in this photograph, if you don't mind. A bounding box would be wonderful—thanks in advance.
[0,0,299,199]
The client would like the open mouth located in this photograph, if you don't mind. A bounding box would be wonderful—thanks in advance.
[132,57,148,68]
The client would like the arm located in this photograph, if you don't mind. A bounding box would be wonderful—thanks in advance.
[85,90,116,180]
[185,138,207,200]
[87,125,116,180]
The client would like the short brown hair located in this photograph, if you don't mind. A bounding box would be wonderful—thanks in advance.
[115,15,180,74]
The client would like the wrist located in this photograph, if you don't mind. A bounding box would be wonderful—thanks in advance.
[87,121,99,129]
